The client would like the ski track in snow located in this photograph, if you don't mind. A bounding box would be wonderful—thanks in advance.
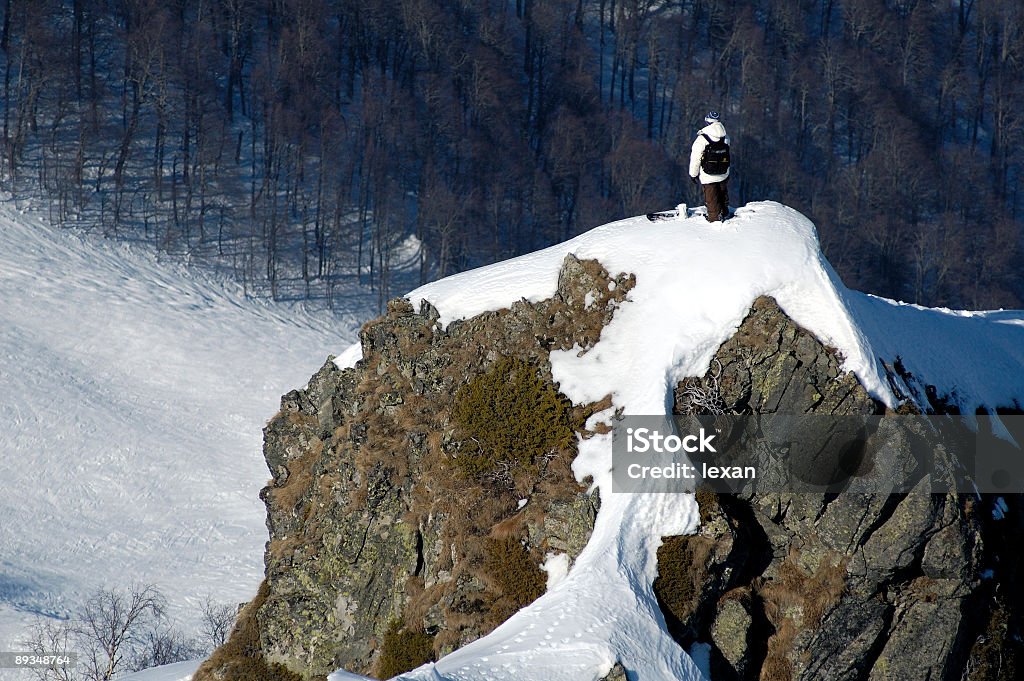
[0,200,359,679]
[327,201,1024,681]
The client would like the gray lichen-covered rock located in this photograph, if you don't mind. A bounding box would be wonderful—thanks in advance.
[598,662,628,681]
[197,284,1017,681]
[196,255,631,680]
[710,594,752,677]
[658,296,991,681]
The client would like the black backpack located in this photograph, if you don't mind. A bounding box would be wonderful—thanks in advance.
[700,134,730,175]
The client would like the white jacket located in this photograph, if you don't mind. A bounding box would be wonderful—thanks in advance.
[688,121,730,184]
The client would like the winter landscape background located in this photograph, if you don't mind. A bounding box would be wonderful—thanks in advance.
[1,1,1023,680]
[0,196,370,678]
[0,0,1020,311]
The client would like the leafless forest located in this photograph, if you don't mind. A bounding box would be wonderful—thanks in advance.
[1,0,1020,309]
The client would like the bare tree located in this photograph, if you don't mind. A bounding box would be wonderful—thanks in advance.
[128,624,202,672]
[23,617,77,681]
[0,0,1019,310]
[75,584,165,681]
[199,597,238,651]
[22,584,192,681]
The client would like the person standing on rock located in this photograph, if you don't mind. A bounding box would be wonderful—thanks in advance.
[688,111,731,222]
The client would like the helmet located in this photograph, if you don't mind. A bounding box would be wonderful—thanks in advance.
[705,111,720,124]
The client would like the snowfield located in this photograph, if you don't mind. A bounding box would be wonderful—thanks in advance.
[117,660,201,681]
[327,201,1024,681]
[0,200,359,677]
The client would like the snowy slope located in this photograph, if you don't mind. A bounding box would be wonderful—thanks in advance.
[0,200,361,672]
[119,660,202,681]
[327,201,1024,681]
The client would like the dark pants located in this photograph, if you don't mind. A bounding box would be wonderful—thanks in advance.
[702,179,729,222]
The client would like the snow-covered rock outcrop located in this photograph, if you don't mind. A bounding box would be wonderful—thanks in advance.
[196,202,1024,681]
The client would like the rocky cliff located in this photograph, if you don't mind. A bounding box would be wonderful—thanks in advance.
[196,260,1020,681]
[196,255,632,680]
[656,296,1019,680]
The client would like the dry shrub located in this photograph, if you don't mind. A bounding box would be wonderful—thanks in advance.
[760,618,797,681]
[269,439,323,512]
[451,357,575,478]
[719,585,752,605]
[965,601,1018,680]
[756,548,846,680]
[375,620,435,679]
[266,536,303,564]
[315,471,341,503]
[399,577,434,626]
[488,513,527,541]
[432,626,461,655]
[577,394,615,438]
[694,485,719,524]
[909,575,940,603]
[363,424,407,467]
[480,536,546,624]
[653,535,715,626]
[760,549,846,628]
[395,394,433,434]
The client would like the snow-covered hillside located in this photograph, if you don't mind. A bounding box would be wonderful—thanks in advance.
[325,201,1024,681]
[0,199,363,674]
